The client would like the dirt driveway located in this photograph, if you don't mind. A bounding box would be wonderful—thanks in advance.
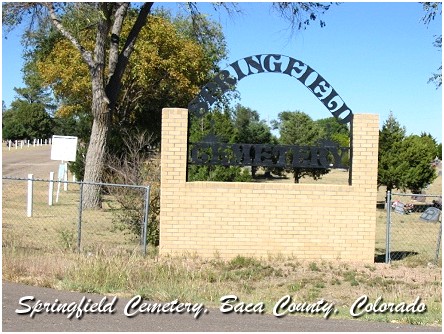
[2,145,62,179]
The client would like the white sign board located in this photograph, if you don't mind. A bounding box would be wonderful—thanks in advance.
[51,135,78,162]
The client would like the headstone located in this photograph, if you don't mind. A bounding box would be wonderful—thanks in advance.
[420,207,441,222]
[392,201,405,214]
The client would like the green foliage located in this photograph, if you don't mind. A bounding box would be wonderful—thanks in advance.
[316,117,350,167]
[274,111,329,183]
[378,112,438,194]
[223,256,276,282]
[15,60,56,111]
[188,108,255,182]
[187,104,277,182]
[276,111,325,145]
[58,228,76,252]
[2,110,26,140]
[188,165,252,182]
[233,104,273,144]
[378,112,407,192]
[2,100,53,140]
[272,2,332,30]
[18,8,227,184]
[400,135,437,193]
[420,132,442,160]
[436,143,442,160]
[308,262,321,272]
[315,117,349,140]
[2,59,56,140]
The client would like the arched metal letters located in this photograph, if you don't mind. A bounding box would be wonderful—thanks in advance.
[189,54,353,124]
[188,54,352,170]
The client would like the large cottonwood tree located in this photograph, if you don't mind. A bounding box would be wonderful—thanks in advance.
[4,2,152,208]
[3,2,331,208]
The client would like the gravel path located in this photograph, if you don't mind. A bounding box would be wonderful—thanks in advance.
[2,145,61,179]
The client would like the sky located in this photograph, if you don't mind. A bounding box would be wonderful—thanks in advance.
[1,1,442,141]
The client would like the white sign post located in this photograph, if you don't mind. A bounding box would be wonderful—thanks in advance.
[50,135,78,203]
[27,174,33,217]
[48,172,54,206]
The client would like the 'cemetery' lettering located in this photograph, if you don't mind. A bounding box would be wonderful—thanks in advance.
[189,142,349,169]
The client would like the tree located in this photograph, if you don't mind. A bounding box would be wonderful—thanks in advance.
[14,60,56,113]
[3,2,154,208]
[377,112,406,193]
[3,2,331,207]
[3,71,54,141]
[29,9,227,180]
[378,113,437,194]
[274,111,329,183]
[231,104,274,177]
[420,132,442,160]
[3,57,56,141]
[400,135,437,193]
[315,117,349,141]
[3,100,53,140]
[188,109,252,182]
[437,143,442,160]
[2,109,26,140]
[233,104,272,144]
[316,117,350,167]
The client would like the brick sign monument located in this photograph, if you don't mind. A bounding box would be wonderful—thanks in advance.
[160,54,379,262]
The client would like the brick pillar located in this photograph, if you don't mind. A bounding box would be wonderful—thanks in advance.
[350,113,379,262]
[160,108,188,185]
[351,114,379,189]
[160,108,188,250]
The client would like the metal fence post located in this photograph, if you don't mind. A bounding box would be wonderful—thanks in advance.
[77,182,84,253]
[142,186,150,256]
[385,190,391,264]
[435,219,442,264]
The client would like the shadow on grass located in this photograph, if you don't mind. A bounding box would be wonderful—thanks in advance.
[374,251,419,263]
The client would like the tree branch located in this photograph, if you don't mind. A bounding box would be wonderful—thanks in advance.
[43,2,94,67]
[106,2,153,111]
[93,3,112,69]
[108,3,129,81]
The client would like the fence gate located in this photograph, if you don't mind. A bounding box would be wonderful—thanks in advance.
[386,191,442,264]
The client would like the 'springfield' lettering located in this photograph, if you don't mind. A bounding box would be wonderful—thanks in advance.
[188,54,353,125]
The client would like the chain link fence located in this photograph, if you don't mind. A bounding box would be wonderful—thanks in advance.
[385,191,442,264]
[2,176,151,256]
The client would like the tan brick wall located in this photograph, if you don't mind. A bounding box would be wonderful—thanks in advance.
[160,108,379,262]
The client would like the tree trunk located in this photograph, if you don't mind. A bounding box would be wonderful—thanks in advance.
[82,74,110,209]
[82,116,109,209]
[42,3,153,209]
[293,169,301,183]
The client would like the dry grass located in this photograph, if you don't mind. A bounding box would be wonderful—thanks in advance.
[2,246,442,326]
[2,163,442,326]
[2,179,140,254]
